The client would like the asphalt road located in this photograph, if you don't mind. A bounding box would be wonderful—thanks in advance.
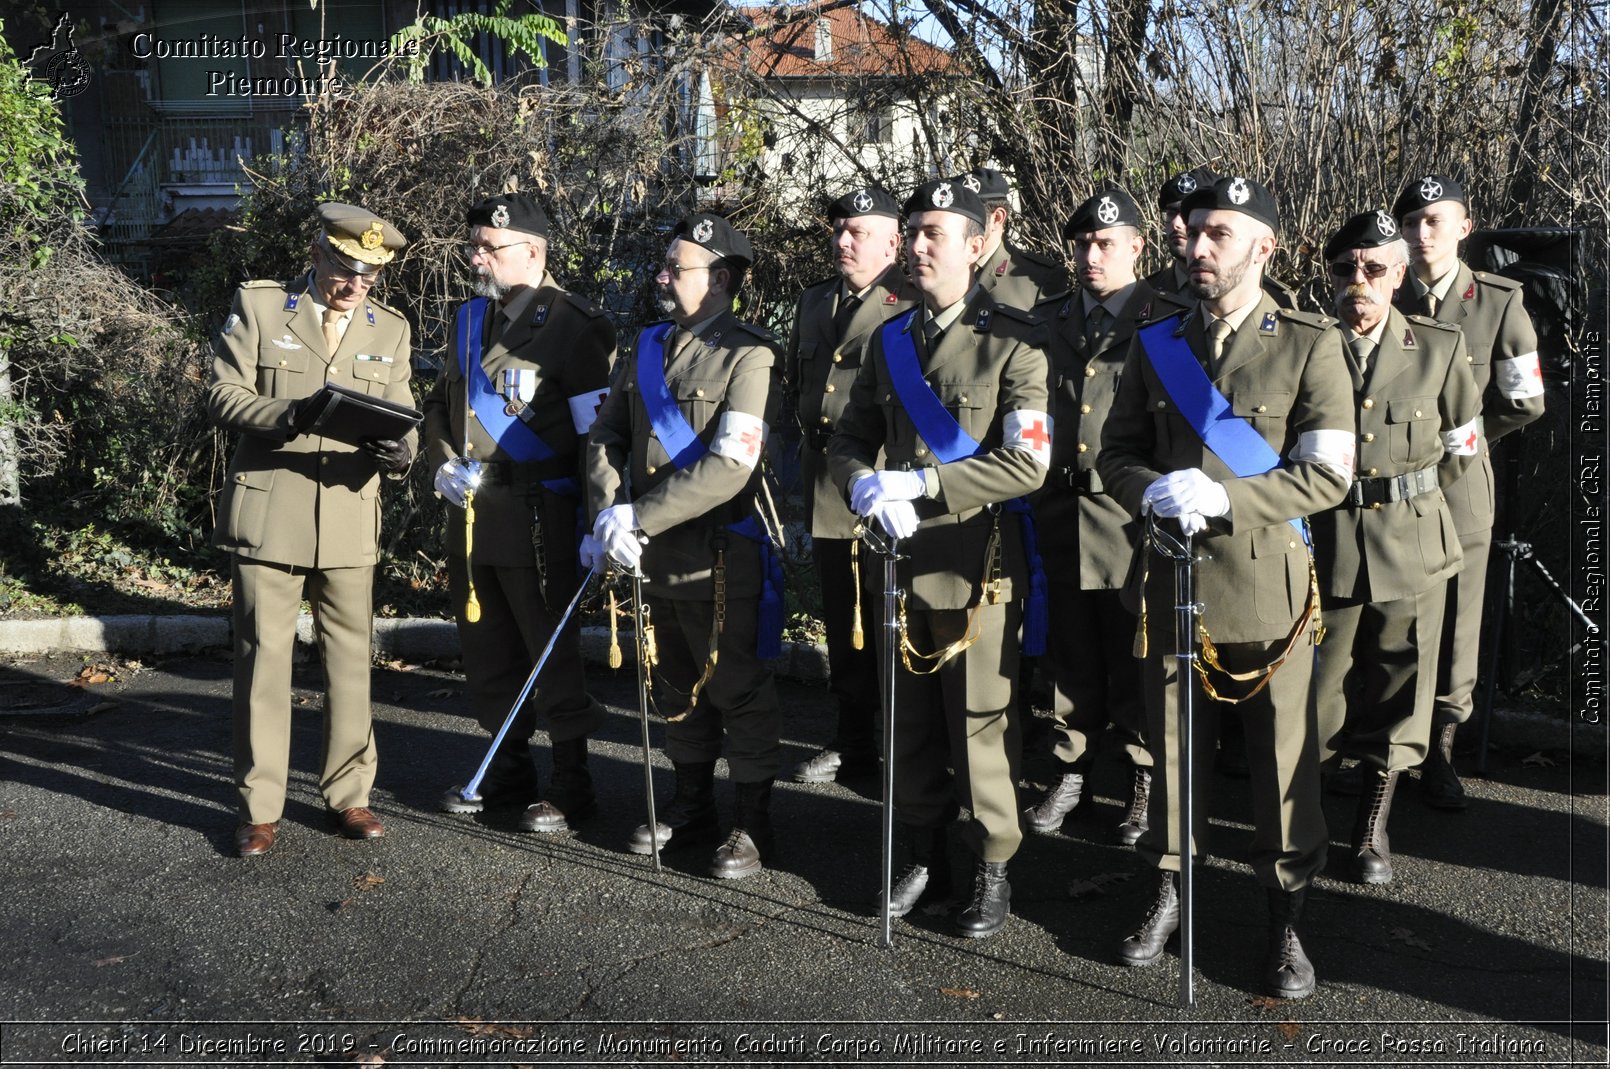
[0,649,1605,1067]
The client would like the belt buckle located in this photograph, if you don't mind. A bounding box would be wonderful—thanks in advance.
[1394,473,1411,501]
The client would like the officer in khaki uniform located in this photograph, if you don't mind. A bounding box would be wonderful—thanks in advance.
[424,194,615,832]
[1099,176,1353,998]
[1025,188,1184,844]
[828,178,1051,939]
[1391,174,1545,809]
[209,202,416,857]
[585,212,783,879]
[954,167,1068,311]
[785,186,917,784]
[1145,166,1302,315]
[1311,211,1480,884]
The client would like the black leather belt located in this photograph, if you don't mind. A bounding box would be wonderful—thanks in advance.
[1052,465,1104,494]
[1346,465,1439,507]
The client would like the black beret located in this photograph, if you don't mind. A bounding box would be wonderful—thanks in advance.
[1159,167,1220,209]
[827,185,900,221]
[1180,175,1279,234]
[1064,187,1143,238]
[1323,210,1403,262]
[466,194,549,239]
[1391,173,1467,221]
[955,167,1011,203]
[902,178,988,227]
[673,212,753,266]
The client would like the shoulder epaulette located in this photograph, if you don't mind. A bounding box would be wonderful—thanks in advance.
[1276,307,1334,329]
[1034,289,1074,311]
[1405,313,1462,335]
[734,320,783,345]
[367,298,406,320]
[994,304,1043,325]
[241,279,281,290]
[1139,304,1190,329]
[559,291,608,318]
[1473,271,1523,292]
[1015,248,1063,272]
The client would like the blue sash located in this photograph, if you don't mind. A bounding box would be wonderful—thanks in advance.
[879,312,1049,657]
[634,323,785,659]
[456,297,578,497]
[1136,317,1306,539]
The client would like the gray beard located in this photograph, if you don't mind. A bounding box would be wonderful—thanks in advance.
[472,275,509,301]
[654,294,677,317]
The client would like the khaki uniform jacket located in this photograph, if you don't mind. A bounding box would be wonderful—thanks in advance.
[785,263,918,537]
[1311,308,1479,604]
[1393,263,1544,534]
[976,241,1068,311]
[585,310,779,600]
[1098,294,1354,644]
[209,276,415,569]
[1033,282,1187,590]
[421,279,616,568]
[827,289,1051,611]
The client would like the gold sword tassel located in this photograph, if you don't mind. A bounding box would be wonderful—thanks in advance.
[463,486,482,623]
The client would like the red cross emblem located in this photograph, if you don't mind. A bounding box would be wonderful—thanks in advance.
[737,427,763,458]
[1020,419,1051,451]
[1464,427,1479,451]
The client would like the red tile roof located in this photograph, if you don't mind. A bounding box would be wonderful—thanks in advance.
[728,1,954,78]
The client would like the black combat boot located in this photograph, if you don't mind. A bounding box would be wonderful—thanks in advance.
[1420,721,1468,810]
[1265,887,1316,998]
[1351,767,1399,884]
[1117,870,1180,965]
[1116,767,1152,846]
[1023,761,1089,834]
[628,761,718,854]
[440,741,538,814]
[519,736,596,833]
[885,825,952,917]
[954,859,1011,938]
[711,778,774,879]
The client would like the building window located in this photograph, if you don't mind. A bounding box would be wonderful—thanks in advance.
[814,18,832,62]
[860,104,894,144]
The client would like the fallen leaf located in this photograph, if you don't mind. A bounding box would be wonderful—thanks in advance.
[1068,870,1135,899]
[939,986,980,1000]
[353,872,385,891]
[990,1012,1004,1020]
[1278,1020,1302,1040]
[131,578,170,591]
[1390,926,1432,951]
[1522,751,1556,767]
[1248,995,1282,1009]
[93,954,132,966]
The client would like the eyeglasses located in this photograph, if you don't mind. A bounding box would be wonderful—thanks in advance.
[659,262,714,278]
[1329,259,1393,279]
[318,251,380,287]
[462,241,531,258]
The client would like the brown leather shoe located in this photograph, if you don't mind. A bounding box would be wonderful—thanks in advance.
[333,807,385,840]
[235,822,277,857]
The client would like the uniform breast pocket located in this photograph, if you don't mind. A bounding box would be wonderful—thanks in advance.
[1250,524,1303,626]
[352,354,399,395]
[258,346,310,396]
[939,381,991,431]
[1231,390,1293,429]
[675,376,725,432]
[1412,491,1461,577]
[1386,396,1439,465]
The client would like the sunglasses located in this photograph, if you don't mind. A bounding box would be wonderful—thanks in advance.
[1329,260,1393,279]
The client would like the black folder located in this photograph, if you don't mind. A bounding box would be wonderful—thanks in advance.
[302,382,423,445]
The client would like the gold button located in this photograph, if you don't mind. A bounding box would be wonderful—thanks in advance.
[1080,404,1091,414]
[1288,540,1297,549]
[820,416,831,425]
[832,354,843,363]
[1362,432,1375,443]
[320,456,329,465]
[235,474,246,483]
[1085,367,1096,378]
[1367,467,1378,476]
[646,465,657,475]
[1155,401,1167,410]
[1077,443,1089,453]
[825,384,836,393]
[1362,398,1374,409]
[279,360,287,367]
[915,446,927,457]
[695,387,705,397]
[649,429,657,438]
[1370,502,1382,511]
[1255,404,1267,413]
[1467,355,1474,363]
[1414,409,1423,418]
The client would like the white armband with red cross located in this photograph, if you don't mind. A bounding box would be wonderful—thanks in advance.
[1442,417,1481,456]
[1002,409,1053,468]
[1289,429,1356,480]
[710,410,768,469]
[1495,351,1544,400]
[568,388,610,435]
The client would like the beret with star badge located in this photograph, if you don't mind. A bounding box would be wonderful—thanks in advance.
[1392,173,1467,221]
[1064,187,1143,238]
[827,185,900,221]
[673,212,754,266]
[1323,209,1403,261]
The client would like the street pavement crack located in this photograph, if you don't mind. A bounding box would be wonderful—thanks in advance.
[448,868,539,1013]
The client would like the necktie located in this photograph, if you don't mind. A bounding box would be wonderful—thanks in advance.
[1207,318,1232,368]
[322,308,343,356]
[1425,293,1439,317]
[1350,336,1376,377]
[1085,305,1106,351]
[833,292,860,338]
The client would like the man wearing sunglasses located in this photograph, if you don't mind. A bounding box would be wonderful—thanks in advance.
[1390,174,1545,810]
[1309,210,1479,885]
[209,202,414,857]
[424,193,616,834]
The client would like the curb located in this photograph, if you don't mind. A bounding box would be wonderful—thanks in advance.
[0,614,830,684]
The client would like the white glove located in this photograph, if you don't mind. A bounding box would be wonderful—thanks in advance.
[850,469,927,515]
[1141,468,1228,519]
[434,457,483,508]
[870,500,919,540]
[1178,512,1209,537]
[594,504,643,569]
[578,533,608,572]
